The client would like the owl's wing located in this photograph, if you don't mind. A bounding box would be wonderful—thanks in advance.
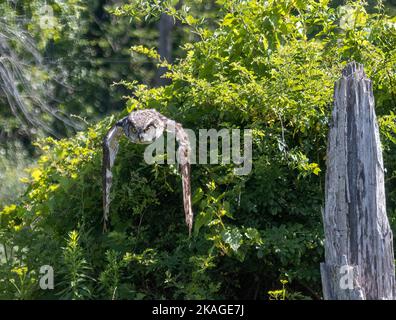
[102,124,124,232]
[171,121,193,235]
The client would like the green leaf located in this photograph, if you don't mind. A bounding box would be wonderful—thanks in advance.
[222,228,242,252]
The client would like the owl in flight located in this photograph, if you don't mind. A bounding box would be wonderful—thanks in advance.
[102,109,193,235]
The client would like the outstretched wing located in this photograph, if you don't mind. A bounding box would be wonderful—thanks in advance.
[170,121,193,235]
[102,124,124,232]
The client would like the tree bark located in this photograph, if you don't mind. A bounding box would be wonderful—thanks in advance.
[321,62,396,300]
[155,13,174,87]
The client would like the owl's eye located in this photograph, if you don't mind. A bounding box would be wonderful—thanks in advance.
[145,124,155,131]
[130,126,137,134]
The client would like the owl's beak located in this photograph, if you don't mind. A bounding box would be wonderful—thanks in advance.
[137,129,144,141]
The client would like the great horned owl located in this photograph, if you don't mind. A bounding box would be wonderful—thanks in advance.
[102,109,193,235]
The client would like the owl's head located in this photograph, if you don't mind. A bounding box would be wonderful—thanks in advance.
[116,110,165,144]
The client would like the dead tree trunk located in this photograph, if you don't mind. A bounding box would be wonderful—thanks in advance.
[155,13,174,87]
[320,62,396,300]
[155,1,183,87]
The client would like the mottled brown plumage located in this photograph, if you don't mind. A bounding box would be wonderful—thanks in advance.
[102,109,193,235]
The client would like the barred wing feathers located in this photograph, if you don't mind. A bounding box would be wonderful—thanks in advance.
[102,125,123,232]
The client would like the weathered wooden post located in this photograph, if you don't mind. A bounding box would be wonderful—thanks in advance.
[320,62,396,300]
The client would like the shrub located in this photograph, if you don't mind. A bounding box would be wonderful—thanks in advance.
[1,0,395,299]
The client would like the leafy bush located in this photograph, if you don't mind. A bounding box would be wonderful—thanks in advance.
[0,142,32,207]
[1,0,395,299]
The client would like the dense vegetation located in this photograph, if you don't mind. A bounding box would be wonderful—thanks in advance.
[0,0,218,203]
[0,0,395,299]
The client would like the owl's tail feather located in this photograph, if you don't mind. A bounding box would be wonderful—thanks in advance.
[181,162,193,236]
[102,124,123,233]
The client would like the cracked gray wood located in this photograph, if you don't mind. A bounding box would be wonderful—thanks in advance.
[321,62,395,300]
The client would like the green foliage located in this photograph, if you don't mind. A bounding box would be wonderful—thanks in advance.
[0,142,32,207]
[57,231,94,299]
[0,0,395,299]
[268,279,288,300]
